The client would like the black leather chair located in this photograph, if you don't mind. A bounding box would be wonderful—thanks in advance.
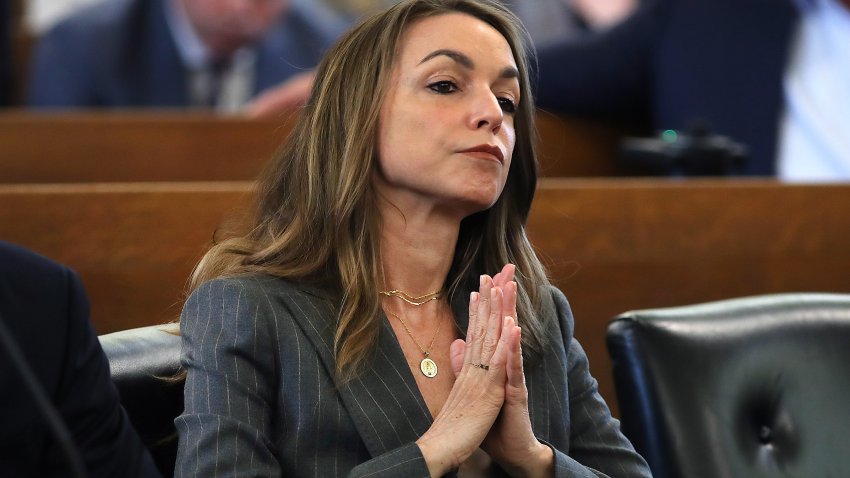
[606,293,850,478]
[99,325,183,477]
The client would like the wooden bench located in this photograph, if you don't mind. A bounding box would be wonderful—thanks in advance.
[4,179,848,414]
[0,113,294,182]
[0,111,625,182]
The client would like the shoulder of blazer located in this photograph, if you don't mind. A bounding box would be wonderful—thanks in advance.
[192,273,339,332]
[538,284,576,348]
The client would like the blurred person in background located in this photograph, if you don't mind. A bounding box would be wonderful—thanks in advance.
[27,0,345,114]
[0,241,160,478]
[222,0,639,117]
[321,0,636,45]
[536,0,850,180]
[509,0,636,46]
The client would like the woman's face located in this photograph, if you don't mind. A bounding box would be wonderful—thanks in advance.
[375,12,521,217]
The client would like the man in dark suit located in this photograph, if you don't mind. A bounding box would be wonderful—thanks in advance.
[536,0,850,179]
[0,241,161,477]
[27,0,344,112]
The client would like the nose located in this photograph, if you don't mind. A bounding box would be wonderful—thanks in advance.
[467,90,503,134]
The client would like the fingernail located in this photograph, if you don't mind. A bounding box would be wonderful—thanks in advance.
[480,275,487,286]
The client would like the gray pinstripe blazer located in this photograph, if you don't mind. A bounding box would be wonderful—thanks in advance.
[174,275,651,477]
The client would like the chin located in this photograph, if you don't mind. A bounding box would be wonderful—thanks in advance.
[452,192,501,218]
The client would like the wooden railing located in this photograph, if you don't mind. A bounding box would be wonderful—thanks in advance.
[4,179,848,413]
[0,111,627,182]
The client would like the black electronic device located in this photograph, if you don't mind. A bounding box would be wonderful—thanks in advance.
[621,123,749,176]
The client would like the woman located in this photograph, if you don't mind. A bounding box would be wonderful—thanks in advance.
[175,0,651,476]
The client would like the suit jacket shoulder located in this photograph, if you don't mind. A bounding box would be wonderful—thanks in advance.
[0,241,160,477]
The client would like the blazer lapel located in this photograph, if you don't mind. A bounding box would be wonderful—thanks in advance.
[283,286,434,459]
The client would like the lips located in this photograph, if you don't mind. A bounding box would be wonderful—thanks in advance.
[458,144,505,164]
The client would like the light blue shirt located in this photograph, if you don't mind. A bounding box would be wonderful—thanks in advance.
[163,0,256,111]
[778,0,850,181]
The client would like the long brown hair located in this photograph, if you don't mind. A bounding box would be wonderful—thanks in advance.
[190,0,550,382]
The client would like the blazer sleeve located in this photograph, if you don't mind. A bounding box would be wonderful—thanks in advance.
[174,278,283,477]
[346,443,430,478]
[548,288,652,478]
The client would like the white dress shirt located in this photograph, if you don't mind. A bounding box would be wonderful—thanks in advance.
[778,0,850,182]
[163,0,256,112]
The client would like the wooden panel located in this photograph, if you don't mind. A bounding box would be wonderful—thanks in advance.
[10,25,34,106]
[527,179,850,414]
[0,112,296,182]
[0,111,624,182]
[535,111,626,177]
[0,182,252,332]
[4,179,848,414]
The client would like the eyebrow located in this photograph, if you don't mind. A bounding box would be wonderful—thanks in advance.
[418,49,520,80]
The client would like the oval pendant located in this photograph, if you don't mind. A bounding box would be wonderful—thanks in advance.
[420,357,438,378]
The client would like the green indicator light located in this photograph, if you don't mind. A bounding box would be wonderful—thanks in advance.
[661,129,678,142]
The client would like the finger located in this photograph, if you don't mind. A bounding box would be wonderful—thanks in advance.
[466,291,479,342]
[462,291,478,368]
[469,275,492,361]
[505,319,525,390]
[493,263,515,287]
[479,286,504,363]
[450,339,466,377]
[488,310,514,375]
[501,263,516,284]
[504,281,518,322]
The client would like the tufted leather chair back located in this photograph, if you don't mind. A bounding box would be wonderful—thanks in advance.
[99,325,183,478]
[606,293,850,478]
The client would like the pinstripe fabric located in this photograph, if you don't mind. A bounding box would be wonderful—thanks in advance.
[175,275,651,477]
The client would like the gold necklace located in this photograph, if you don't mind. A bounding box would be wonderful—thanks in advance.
[386,310,443,378]
[379,289,442,306]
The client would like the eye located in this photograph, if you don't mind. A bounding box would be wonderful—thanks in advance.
[498,97,517,114]
[427,80,458,94]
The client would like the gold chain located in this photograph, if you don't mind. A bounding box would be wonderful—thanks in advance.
[386,310,443,358]
[379,289,442,306]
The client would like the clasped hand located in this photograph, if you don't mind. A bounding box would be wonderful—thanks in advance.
[416,264,552,477]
